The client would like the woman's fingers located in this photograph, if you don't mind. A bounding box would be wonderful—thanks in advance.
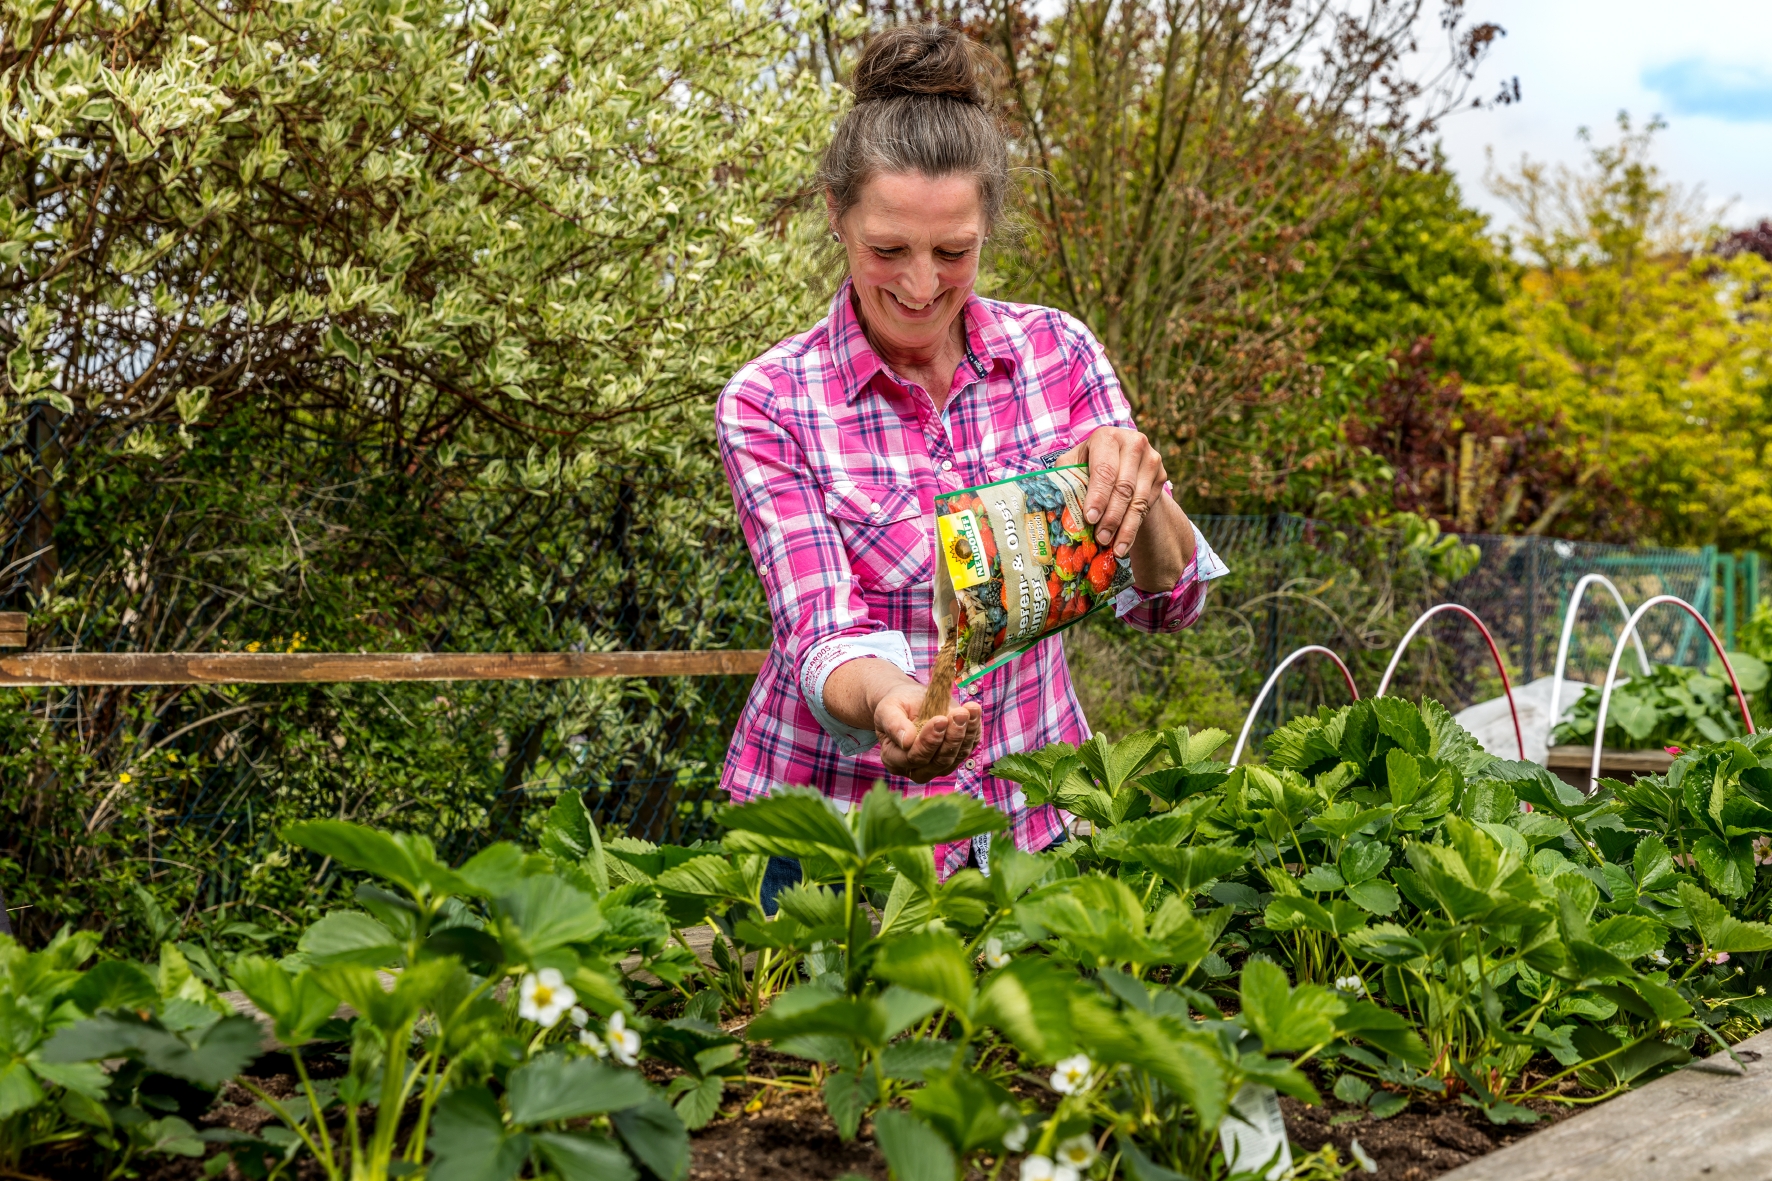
[882,701,983,782]
[1080,428,1166,555]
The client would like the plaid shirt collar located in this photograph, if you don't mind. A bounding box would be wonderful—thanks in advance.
[827,279,1019,407]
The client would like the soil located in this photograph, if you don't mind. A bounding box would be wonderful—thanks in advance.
[19,1044,1589,1181]
[1281,1085,1585,1181]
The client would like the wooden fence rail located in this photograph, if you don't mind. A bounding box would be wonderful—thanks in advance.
[0,616,768,685]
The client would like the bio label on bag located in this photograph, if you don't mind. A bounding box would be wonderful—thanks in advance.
[930,465,1133,687]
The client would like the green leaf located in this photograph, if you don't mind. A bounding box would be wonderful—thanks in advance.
[230,957,338,1046]
[1264,896,1369,936]
[1298,865,1346,892]
[540,791,609,895]
[1239,960,1345,1053]
[906,1064,1016,1154]
[1678,881,1772,952]
[428,1088,528,1181]
[611,1095,690,1181]
[507,1055,652,1123]
[1077,729,1165,794]
[0,1062,44,1121]
[773,883,845,932]
[42,1014,260,1088]
[282,822,469,899]
[1338,841,1391,885]
[856,786,927,858]
[1344,879,1401,916]
[746,987,888,1050]
[1693,835,1755,898]
[69,960,159,1015]
[298,911,402,968]
[872,929,973,1014]
[719,789,859,864]
[455,844,530,898]
[879,1039,959,1080]
[1135,845,1250,894]
[822,1067,878,1141]
[974,958,1078,1061]
[531,1132,637,1181]
[494,875,605,955]
[668,1074,724,1130]
[901,792,1008,846]
[872,1108,956,1181]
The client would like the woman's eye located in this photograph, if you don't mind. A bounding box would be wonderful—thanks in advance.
[937,250,970,262]
[870,246,905,258]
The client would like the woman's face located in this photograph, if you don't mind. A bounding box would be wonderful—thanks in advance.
[832,171,985,361]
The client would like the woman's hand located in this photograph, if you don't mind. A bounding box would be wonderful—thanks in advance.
[873,683,983,784]
[824,658,983,784]
[1060,426,1170,557]
[1061,426,1195,591]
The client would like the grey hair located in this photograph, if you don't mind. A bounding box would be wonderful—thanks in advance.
[819,25,1009,229]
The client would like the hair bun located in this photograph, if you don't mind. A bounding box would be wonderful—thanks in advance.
[851,24,995,108]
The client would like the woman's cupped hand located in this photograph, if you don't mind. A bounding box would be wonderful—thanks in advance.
[875,681,982,784]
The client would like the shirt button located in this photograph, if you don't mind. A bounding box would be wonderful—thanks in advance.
[869,501,881,514]
[941,460,953,471]
[965,758,976,770]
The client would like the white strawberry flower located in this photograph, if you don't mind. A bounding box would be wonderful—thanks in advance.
[1335,975,1367,996]
[578,1029,609,1057]
[1020,1156,1079,1181]
[606,1010,642,1066]
[568,1005,589,1028]
[1000,1104,1028,1151]
[984,937,1011,969]
[1055,1133,1099,1169]
[517,968,576,1028]
[1050,1053,1095,1094]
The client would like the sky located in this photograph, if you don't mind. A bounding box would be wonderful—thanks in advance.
[1421,0,1772,234]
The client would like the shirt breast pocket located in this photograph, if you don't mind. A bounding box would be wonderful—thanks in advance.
[825,484,929,593]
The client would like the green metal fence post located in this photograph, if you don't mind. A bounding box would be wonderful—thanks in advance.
[1745,551,1762,626]
[1718,552,1738,652]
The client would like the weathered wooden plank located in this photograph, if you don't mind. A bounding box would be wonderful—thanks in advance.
[0,612,26,649]
[0,648,770,686]
[1438,1029,1772,1181]
[1544,746,1675,773]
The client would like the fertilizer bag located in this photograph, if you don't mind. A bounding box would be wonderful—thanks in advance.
[919,465,1134,721]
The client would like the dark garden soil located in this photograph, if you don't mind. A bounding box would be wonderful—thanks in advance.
[1281,1082,1586,1181]
[20,1047,1590,1181]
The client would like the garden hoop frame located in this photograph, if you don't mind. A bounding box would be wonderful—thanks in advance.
[1229,645,1360,767]
[1376,603,1524,761]
[1587,594,1757,789]
[1546,573,1652,740]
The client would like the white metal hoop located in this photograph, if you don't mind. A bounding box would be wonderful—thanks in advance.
[1229,645,1360,767]
[1546,573,1651,739]
[1587,595,1756,789]
[1375,603,1524,761]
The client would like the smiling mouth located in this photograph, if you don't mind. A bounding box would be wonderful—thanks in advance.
[888,289,937,313]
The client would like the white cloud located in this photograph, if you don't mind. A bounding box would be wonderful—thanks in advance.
[1413,0,1772,230]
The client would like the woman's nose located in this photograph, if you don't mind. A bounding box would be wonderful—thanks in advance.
[900,254,939,302]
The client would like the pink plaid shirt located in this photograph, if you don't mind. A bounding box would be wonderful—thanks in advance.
[716,282,1224,876]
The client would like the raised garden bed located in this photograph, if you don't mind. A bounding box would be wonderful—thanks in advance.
[7,697,1771,1181]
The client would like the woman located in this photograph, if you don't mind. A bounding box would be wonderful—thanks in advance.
[717,24,1226,888]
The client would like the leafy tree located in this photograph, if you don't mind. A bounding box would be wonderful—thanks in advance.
[971,0,1505,510]
[0,0,834,459]
[1471,116,1772,549]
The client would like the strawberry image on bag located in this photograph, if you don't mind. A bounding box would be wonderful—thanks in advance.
[917,465,1134,723]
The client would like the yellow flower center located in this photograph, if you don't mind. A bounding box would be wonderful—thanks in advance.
[533,985,554,1006]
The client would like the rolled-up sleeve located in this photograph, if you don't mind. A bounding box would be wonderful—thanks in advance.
[717,369,913,754]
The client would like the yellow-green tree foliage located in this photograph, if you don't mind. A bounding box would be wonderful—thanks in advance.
[0,0,836,459]
[1474,119,1772,549]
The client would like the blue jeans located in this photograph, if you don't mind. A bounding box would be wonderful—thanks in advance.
[760,856,802,916]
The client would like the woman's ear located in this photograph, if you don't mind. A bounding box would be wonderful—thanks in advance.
[824,191,843,242]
